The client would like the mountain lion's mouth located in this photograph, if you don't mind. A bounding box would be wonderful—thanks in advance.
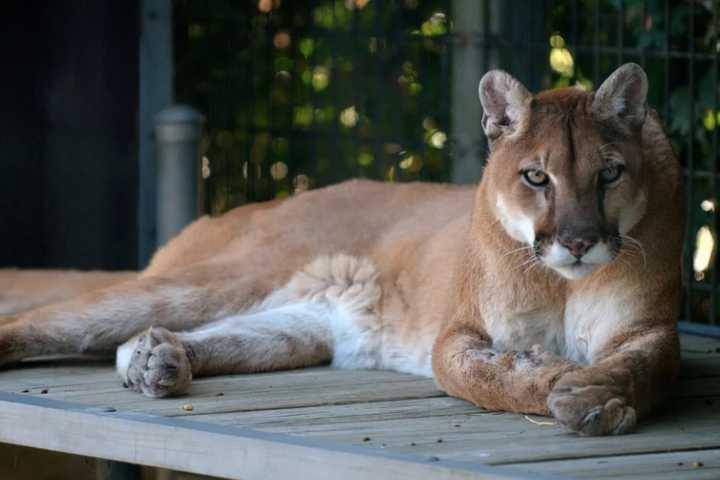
[551,261,600,280]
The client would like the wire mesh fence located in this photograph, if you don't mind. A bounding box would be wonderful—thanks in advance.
[174,0,719,329]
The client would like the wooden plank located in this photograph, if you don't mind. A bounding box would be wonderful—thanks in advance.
[510,449,720,479]
[5,364,712,421]
[680,333,720,352]
[187,397,481,429]
[0,363,112,385]
[679,334,720,379]
[14,368,445,417]
[678,322,720,340]
[0,392,547,480]
[235,396,720,466]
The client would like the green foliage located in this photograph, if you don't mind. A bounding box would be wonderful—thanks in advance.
[174,0,453,212]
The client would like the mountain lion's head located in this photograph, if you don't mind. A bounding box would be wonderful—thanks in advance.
[479,63,653,280]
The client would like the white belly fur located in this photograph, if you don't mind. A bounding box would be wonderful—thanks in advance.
[278,254,434,377]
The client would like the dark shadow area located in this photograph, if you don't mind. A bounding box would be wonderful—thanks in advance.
[0,0,139,270]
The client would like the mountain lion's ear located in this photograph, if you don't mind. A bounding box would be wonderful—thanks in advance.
[592,63,648,133]
[478,70,532,142]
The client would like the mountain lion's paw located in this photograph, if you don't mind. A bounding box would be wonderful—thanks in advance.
[117,327,192,398]
[547,374,636,436]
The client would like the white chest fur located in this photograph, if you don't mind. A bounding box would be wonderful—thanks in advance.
[483,283,637,364]
[483,305,565,355]
[563,284,638,363]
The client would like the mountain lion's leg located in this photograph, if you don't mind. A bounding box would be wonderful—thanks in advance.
[547,326,679,436]
[117,303,335,397]
[433,323,679,436]
[0,269,136,316]
[0,266,275,365]
[117,254,380,398]
[432,323,580,416]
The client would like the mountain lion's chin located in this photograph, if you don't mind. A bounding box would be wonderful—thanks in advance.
[551,262,600,280]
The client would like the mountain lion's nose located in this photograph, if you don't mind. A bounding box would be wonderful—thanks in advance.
[558,237,597,259]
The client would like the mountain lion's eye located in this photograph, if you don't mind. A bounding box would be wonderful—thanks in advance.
[522,169,549,187]
[600,165,624,184]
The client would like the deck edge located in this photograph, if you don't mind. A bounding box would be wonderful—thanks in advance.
[0,391,566,480]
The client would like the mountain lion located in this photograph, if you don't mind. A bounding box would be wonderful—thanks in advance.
[0,64,683,436]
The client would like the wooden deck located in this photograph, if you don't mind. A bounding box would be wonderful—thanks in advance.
[0,332,718,479]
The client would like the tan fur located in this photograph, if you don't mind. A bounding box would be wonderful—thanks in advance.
[0,64,682,436]
[0,269,134,316]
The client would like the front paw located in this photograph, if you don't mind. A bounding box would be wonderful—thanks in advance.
[547,375,636,436]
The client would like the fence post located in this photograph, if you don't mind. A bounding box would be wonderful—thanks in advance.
[154,105,204,247]
[450,0,500,184]
[138,0,173,267]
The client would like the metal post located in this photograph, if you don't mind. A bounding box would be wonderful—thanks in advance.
[450,0,500,183]
[155,105,204,247]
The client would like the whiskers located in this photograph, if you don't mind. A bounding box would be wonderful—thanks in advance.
[518,253,544,275]
[502,244,544,275]
[614,233,647,269]
[501,244,534,258]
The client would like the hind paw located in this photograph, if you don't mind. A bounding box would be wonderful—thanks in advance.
[117,327,192,398]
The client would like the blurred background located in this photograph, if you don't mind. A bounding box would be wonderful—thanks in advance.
[1,0,718,324]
